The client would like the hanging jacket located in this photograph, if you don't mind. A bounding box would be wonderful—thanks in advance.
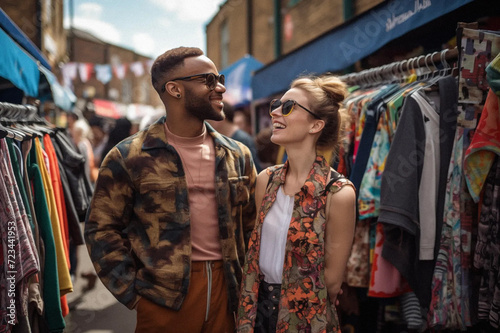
[52,130,92,221]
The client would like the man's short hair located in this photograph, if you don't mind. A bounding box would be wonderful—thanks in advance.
[151,47,204,93]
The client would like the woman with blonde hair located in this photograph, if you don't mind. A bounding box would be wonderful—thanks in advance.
[237,75,356,333]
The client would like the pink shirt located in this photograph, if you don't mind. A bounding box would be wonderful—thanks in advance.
[165,124,222,261]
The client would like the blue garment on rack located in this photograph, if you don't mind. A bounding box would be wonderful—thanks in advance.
[350,84,399,192]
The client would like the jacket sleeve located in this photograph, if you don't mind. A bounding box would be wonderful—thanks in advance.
[84,147,139,309]
[240,143,257,250]
[378,95,425,235]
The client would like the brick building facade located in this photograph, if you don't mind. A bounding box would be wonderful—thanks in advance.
[206,0,383,70]
[1,0,66,70]
[67,28,161,107]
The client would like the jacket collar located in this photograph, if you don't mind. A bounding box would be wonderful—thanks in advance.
[275,155,330,197]
[141,115,238,152]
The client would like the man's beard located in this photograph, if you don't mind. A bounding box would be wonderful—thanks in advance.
[184,88,224,122]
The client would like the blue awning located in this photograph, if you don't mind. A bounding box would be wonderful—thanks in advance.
[220,54,263,107]
[39,65,77,111]
[0,8,51,70]
[0,9,75,110]
[0,27,40,97]
[252,0,473,100]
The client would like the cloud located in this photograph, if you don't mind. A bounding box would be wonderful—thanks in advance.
[148,0,224,22]
[132,33,156,56]
[78,2,103,18]
[157,18,173,29]
[64,16,121,45]
[64,2,121,45]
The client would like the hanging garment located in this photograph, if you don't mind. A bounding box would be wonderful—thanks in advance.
[428,128,469,330]
[357,103,391,219]
[350,85,399,192]
[43,135,70,268]
[33,138,73,296]
[464,87,500,203]
[435,76,459,260]
[486,52,500,95]
[0,139,40,331]
[378,92,426,299]
[27,141,65,332]
[346,218,371,288]
[474,156,500,328]
[367,223,411,298]
[412,91,441,260]
[49,132,84,246]
[52,130,92,221]
[458,28,500,105]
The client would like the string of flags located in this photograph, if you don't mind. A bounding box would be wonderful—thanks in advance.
[61,59,155,89]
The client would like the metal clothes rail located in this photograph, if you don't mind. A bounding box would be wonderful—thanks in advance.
[340,47,459,87]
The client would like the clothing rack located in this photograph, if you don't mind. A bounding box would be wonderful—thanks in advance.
[0,101,38,121]
[0,101,53,140]
[340,47,459,87]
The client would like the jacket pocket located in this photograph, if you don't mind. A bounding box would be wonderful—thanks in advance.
[228,176,250,206]
[137,181,177,214]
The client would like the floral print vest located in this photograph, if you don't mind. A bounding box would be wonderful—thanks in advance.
[237,155,353,333]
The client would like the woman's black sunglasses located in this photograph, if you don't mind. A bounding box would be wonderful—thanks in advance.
[162,73,225,92]
[269,99,321,119]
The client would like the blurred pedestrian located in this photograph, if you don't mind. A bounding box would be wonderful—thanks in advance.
[85,46,257,333]
[208,103,263,172]
[67,112,98,290]
[100,117,132,161]
[70,116,98,184]
[254,126,279,169]
[234,109,253,135]
[237,75,356,333]
[89,116,108,166]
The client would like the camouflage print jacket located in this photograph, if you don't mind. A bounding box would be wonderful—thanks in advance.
[84,116,257,312]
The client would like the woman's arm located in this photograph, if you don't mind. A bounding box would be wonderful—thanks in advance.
[324,185,356,305]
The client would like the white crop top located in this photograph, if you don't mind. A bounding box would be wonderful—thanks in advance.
[259,186,294,284]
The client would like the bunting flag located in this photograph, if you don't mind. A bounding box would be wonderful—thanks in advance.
[61,62,78,89]
[113,63,127,80]
[61,58,153,92]
[129,61,145,77]
[78,63,93,83]
[145,59,154,72]
[95,64,113,84]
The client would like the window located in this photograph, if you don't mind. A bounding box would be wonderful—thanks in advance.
[122,79,132,104]
[44,0,53,22]
[287,0,301,7]
[220,19,229,69]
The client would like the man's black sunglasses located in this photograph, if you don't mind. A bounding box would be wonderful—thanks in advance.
[269,99,321,119]
[161,73,225,92]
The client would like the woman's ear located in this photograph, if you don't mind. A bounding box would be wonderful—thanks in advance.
[309,119,325,134]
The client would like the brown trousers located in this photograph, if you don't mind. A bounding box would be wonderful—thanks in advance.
[135,261,235,333]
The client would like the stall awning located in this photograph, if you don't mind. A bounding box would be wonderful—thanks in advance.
[220,55,263,108]
[0,8,51,70]
[38,65,77,111]
[93,99,124,119]
[0,9,76,110]
[0,27,40,97]
[252,0,473,100]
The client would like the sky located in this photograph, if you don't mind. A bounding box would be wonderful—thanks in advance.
[63,0,226,59]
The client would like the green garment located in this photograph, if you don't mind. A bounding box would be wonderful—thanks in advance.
[27,143,65,333]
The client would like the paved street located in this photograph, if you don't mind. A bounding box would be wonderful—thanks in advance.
[65,243,136,333]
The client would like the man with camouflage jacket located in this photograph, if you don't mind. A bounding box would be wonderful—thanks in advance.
[85,47,257,333]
